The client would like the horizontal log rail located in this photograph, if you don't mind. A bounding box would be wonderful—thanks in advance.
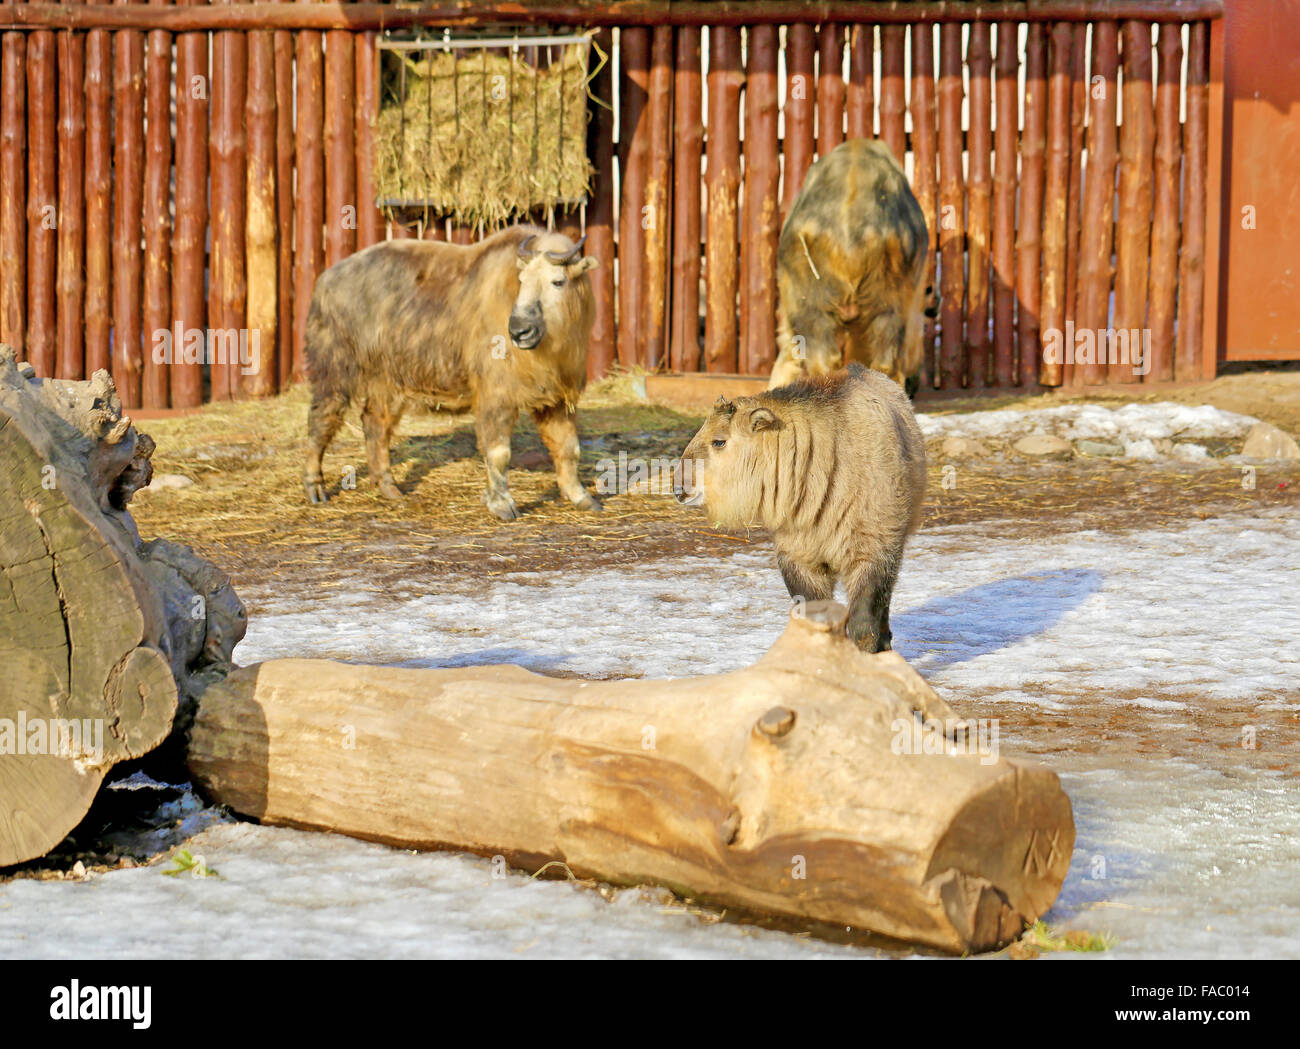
[0,2,1224,32]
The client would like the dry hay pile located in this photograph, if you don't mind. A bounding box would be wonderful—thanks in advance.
[376,40,594,227]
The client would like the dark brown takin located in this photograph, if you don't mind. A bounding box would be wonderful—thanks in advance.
[302,225,602,521]
[768,139,935,395]
[676,364,926,653]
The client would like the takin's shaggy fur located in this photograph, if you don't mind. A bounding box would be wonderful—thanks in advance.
[768,139,934,394]
[677,364,926,653]
[302,225,602,521]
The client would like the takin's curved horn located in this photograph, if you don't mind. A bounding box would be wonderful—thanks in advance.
[517,235,539,260]
[544,234,587,265]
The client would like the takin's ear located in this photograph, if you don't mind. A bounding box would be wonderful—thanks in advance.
[748,406,782,433]
[516,256,530,272]
[570,255,598,274]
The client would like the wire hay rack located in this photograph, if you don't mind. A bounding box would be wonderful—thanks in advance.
[375,29,599,232]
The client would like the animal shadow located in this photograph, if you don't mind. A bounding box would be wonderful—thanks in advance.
[893,568,1104,672]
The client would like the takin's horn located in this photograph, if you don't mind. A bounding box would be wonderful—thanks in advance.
[517,235,539,260]
[544,234,587,265]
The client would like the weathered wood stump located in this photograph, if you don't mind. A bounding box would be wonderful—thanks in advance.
[0,345,244,866]
[189,602,1074,953]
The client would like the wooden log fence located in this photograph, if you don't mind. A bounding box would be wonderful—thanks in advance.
[0,2,1223,404]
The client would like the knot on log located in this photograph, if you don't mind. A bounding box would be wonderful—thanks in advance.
[791,598,849,634]
[755,705,797,738]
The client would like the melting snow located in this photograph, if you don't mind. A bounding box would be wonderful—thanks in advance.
[2,506,1297,959]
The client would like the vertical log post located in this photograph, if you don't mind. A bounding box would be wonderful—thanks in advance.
[845,23,872,141]
[910,23,938,390]
[617,27,649,369]
[273,29,294,389]
[992,22,1018,388]
[1176,21,1209,383]
[817,23,845,157]
[324,29,356,270]
[112,6,145,407]
[879,26,906,163]
[670,26,702,372]
[209,12,246,400]
[1113,20,1154,385]
[56,29,86,381]
[585,27,616,380]
[142,1,172,407]
[354,30,383,252]
[1017,23,1047,388]
[937,23,965,390]
[26,29,56,378]
[741,24,779,377]
[782,23,815,217]
[294,15,324,383]
[967,23,992,388]
[1148,23,1182,384]
[1063,25,1088,387]
[704,25,741,374]
[171,0,208,407]
[1040,22,1073,388]
[1078,20,1118,385]
[0,34,24,359]
[245,29,278,397]
[642,25,673,371]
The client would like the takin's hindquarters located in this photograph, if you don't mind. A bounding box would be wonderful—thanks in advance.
[768,139,933,395]
[676,364,926,653]
[301,225,602,521]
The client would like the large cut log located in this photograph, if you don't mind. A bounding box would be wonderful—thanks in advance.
[189,602,1074,953]
[0,344,245,866]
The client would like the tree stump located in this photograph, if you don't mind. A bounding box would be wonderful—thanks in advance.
[189,601,1074,953]
[0,345,244,866]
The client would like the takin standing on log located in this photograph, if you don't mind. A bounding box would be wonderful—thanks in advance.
[302,225,602,521]
[675,364,926,653]
[767,139,934,395]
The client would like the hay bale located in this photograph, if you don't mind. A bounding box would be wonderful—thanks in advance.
[376,41,594,228]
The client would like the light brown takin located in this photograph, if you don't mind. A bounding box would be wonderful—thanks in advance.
[675,364,926,653]
[302,225,602,521]
[767,139,936,396]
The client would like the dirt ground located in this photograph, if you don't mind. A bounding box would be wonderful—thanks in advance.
[127,370,1300,596]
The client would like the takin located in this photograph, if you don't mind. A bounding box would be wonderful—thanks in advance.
[675,364,926,653]
[767,139,935,395]
[302,225,602,521]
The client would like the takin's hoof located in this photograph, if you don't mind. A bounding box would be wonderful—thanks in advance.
[304,480,330,505]
[574,492,603,512]
[485,493,521,522]
[376,480,405,500]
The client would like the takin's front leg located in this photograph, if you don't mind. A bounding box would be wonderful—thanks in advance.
[476,401,521,522]
[532,403,601,512]
[843,551,903,654]
[777,552,837,622]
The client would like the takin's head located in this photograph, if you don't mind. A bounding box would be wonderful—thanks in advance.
[508,232,599,350]
[674,395,784,527]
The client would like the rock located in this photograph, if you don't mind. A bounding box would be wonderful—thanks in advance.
[940,435,992,459]
[1013,434,1073,459]
[1074,439,1125,458]
[1241,422,1300,461]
